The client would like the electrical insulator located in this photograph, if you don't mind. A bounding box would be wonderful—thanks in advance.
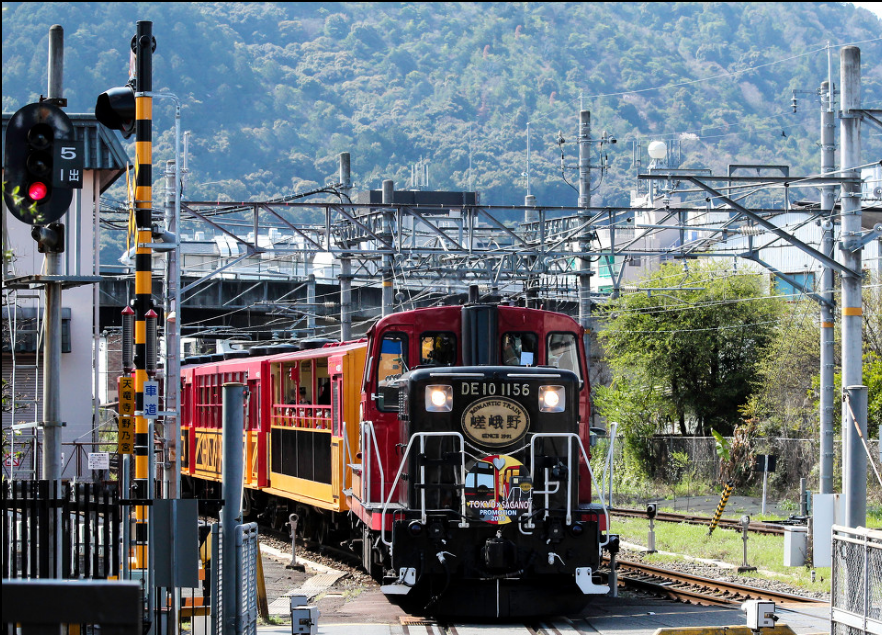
[791,95,798,113]
[121,305,135,374]
[145,309,158,378]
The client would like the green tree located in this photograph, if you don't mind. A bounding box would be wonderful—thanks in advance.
[743,299,821,437]
[597,261,783,447]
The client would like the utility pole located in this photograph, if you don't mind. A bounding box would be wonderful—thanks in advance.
[339,153,353,340]
[577,111,593,378]
[381,179,394,316]
[163,159,180,498]
[44,23,64,579]
[525,193,537,306]
[839,46,867,528]
[819,80,836,495]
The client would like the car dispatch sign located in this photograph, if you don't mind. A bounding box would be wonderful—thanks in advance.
[461,396,530,447]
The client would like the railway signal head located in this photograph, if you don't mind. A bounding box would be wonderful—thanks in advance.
[646,503,657,519]
[4,102,75,225]
[94,84,136,138]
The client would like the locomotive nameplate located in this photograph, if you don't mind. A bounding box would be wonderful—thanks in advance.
[461,396,530,447]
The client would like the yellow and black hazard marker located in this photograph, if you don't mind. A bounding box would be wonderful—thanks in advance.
[132,22,155,570]
[707,482,734,536]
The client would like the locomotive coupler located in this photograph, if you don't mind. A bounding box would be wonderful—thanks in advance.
[483,530,517,570]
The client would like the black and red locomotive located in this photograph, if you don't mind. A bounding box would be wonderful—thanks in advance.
[181,299,616,617]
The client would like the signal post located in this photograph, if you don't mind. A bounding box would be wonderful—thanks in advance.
[95,20,157,620]
[3,25,86,577]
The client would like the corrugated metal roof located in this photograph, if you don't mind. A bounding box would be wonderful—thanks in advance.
[2,110,130,193]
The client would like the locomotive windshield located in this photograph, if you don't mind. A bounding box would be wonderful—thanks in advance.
[500,332,538,366]
[420,332,456,366]
[547,332,581,379]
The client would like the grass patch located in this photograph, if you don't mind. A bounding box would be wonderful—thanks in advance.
[868,505,882,529]
[612,516,832,595]
[259,614,287,626]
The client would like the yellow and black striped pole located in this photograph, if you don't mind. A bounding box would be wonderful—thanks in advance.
[707,482,734,536]
[132,20,154,571]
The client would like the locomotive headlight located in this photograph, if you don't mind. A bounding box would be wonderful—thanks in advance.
[425,385,453,412]
[539,385,565,413]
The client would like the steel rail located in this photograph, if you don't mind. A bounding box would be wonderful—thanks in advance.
[610,507,789,535]
[612,558,826,606]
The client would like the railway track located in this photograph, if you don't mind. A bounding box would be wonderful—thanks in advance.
[610,507,794,535]
[611,559,825,606]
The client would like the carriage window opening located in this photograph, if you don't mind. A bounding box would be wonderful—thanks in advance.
[316,358,331,404]
[377,333,408,387]
[284,364,298,403]
[501,332,538,366]
[547,333,581,380]
[420,332,457,366]
[300,360,314,404]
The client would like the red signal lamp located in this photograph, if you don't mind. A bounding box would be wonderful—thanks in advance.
[28,181,49,201]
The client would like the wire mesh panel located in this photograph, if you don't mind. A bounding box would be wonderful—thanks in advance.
[831,525,882,635]
[235,523,259,635]
[211,523,223,635]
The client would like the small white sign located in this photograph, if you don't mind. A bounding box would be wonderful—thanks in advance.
[143,380,160,419]
[88,452,110,470]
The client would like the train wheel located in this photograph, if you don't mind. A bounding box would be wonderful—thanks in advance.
[361,525,384,581]
[313,513,329,545]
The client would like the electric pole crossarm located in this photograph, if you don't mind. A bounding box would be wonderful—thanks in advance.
[684,177,858,279]
[328,205,393,249]
[473,208,532,248]
[399,206,464,252]
[181,204,263,253]
[259,204,326,251]
[852,110,882,131]
[740,253,835,309]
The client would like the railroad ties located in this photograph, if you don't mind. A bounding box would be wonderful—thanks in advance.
[611,559,824,606]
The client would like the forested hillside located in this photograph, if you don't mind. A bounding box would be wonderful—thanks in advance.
[3,2,881,212]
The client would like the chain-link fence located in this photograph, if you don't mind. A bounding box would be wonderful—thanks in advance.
[831,525,882,635]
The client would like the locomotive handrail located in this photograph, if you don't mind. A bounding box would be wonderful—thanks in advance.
[360,420,385,507]
[527,432,611,547]
[380,431,468,550]
[341,419,354,492]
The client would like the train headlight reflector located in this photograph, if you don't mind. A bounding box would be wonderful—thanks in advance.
[425,385,453,412]
[539,385,565,412]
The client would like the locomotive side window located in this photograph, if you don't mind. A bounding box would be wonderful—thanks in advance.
[500,332,538,366]
[420,332,456,366]
[377,332,408,411]
[546,332,581,380]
